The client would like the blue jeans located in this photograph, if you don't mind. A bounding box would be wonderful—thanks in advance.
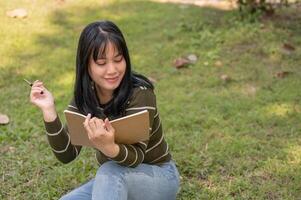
[60,160,180,200]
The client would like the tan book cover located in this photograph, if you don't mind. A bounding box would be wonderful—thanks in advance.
[63,110,150,147]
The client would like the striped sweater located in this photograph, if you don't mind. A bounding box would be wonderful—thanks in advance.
[43,86,171,167]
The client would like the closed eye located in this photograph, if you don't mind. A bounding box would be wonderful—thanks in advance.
[95,60,106,65]
[114,56,123,62]
[95,54,123,65]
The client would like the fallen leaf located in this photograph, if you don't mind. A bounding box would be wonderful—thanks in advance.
[6,8,28,19]
[214,60,223,67]
[283,43,296,51]
[0,145,15,153]
[220,74,231,82]
[274,71,292,79]
[172,57,190,69]
[0,113,9,125]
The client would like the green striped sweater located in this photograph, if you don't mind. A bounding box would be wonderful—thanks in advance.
[43,86,171,167]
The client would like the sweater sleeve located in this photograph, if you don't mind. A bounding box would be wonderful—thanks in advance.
[43,99,82,164]
[109,87,156,167]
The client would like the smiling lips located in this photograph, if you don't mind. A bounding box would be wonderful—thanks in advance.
[105,76,119,83]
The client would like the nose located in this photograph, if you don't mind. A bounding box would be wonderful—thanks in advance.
[107,61,117,75]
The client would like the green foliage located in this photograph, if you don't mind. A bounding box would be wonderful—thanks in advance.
[237,0,289,17]
[1,0,301,199]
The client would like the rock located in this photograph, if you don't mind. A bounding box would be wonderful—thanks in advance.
[0,113,9,125]
[186,54,198,64]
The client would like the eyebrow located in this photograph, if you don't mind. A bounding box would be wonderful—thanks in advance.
[98,53,122,59]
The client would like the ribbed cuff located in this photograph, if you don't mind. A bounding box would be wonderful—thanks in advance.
[110,144,127,163]
[44,115,62,134]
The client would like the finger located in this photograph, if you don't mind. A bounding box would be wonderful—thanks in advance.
[95,119,106,135]
[83,114,94,138]
[32,82,45,90]
[31,82,46,94]
[84,124,94,140]
[32,80,42,87]
[31,88,44,94]
[31,88,44,96]
[94,118,102,128]
[32,81,43,86]
[98,118,105,127]
[89,117,97,132]
[32,85,45,92]
[84,113,91,128]
[104,118,114,132]
[30,88,44,99]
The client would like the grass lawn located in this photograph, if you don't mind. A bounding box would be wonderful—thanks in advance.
[0,0,301,199]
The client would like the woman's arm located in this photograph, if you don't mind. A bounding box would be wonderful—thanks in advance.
[108,87,156,167]
[82,87,157,167]
[43,108,81,164]
[30,80,81,164]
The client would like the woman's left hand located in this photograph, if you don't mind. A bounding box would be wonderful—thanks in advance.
[83,114,119,157]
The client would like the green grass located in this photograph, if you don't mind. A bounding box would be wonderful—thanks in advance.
[1,0,301,199]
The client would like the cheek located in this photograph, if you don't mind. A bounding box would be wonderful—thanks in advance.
[89,66,105,80]
[119,61,126,74]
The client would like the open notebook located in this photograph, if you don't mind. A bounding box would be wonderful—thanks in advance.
[64,110,150,147]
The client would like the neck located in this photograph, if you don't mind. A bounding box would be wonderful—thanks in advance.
[96,85,113,105]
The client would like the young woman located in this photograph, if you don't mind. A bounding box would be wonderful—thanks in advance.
[30,20,180,200]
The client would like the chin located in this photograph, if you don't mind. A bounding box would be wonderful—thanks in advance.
[105,83,120,90]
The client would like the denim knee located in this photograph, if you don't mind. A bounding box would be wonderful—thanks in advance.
[96,161,126,177]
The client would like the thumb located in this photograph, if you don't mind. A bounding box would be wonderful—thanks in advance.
[104,118,114,132]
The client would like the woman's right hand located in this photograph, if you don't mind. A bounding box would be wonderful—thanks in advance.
[29,80,55,112]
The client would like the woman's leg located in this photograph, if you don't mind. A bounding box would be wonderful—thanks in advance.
[92,162,128,200]
[59,178,94,200]
[92,160,180,200]
[126,160,180,200]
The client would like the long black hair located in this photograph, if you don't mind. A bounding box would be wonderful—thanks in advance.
[74,20,153,119]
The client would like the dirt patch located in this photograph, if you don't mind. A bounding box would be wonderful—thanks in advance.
[152,0,238,10]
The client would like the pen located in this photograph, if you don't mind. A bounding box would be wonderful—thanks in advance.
[23,79,44,94]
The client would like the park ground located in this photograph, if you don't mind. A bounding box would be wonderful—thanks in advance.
[0,0,301,199]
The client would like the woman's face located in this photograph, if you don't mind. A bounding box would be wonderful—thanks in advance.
[88,42,126,96]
